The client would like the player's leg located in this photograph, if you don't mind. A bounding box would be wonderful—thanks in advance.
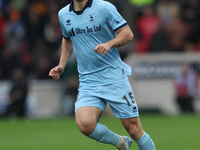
[121,117,155,150]
[103,80,155,150]
[75,106,121,147]
[75,85,132,149]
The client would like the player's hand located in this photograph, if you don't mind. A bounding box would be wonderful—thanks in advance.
[94,43,112,55]
[49,66,64,80]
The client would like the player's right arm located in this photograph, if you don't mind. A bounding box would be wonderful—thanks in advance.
[49,38,73,80]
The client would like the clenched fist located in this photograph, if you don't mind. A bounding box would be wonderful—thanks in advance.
[94,43,112,55]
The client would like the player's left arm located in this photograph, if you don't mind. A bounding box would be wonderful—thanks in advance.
[95,25,133,55]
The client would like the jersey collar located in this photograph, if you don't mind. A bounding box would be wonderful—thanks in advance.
[69,0,93,15]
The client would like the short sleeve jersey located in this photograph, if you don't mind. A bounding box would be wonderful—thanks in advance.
[58,0,131,86]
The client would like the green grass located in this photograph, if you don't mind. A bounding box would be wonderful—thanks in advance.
[0,114,200,150]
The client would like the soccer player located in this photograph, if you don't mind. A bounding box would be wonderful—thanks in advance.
[49,0,156,149]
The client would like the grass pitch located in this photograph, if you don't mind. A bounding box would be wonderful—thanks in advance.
[0,114,200,150]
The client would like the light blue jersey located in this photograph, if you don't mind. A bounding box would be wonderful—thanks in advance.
[58,0,131,85]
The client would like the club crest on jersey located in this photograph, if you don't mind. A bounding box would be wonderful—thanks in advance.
[66,20,71,25]
[88,13,96,21]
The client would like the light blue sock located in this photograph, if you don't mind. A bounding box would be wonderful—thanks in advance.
[89,123,120,146]
[136,132,156,150]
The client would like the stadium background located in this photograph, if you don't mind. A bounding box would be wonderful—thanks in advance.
[0,0,200,150]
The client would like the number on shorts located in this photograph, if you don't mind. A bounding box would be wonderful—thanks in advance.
[122,95,131,106]
[122,92,135,106]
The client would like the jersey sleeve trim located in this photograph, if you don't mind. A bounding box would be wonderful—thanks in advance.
[113,22,128,32]
[63,35,70,39]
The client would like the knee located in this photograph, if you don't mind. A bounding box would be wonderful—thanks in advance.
[76,118,96,136]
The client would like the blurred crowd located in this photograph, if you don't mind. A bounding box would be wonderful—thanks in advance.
[0,0,200,80]
[0,0,71,80]
[114,0,200,53]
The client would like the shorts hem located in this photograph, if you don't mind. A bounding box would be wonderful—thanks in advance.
[75,104,105,113]
[116,114,139,119]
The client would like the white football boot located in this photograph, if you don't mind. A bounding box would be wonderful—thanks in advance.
[117,136,132,150]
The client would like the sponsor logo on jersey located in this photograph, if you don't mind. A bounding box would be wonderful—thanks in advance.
[68,28,75,37]
[67,25,102,37]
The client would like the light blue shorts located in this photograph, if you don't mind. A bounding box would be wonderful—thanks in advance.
[75,80,139,119]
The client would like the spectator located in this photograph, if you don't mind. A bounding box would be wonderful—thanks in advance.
[135,6,160,53]
[3,8,25,52]
[166,17,189,52]
[149,23,169,52]
[43,13,62,51]
[181,0,200,44]
[0,46,22,80]
[31,39,51,79]
[156,0,180,25]
[23,1,45,49]
[174,63,199,113]
[3,68,28,117]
